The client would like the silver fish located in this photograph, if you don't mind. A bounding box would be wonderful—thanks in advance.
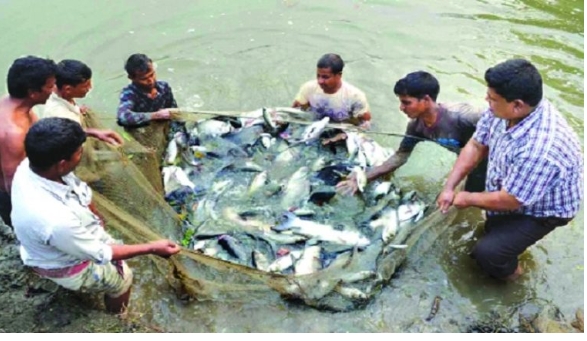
[248,171,268,195]
[162,166,196,195]
[274,212,370,248]
[267,250,303,273]
[294,245,322,275]
[296,116,330,145]
[281,166,310,210]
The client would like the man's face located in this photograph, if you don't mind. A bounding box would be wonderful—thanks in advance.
[316,67,342,94]
[130,63,156,91]
[397,95,429,119]
[485,87,517,119]
[30,76,56,104]
[67,79,93,99]
[60,145,84,175]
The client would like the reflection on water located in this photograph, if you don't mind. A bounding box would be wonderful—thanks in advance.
[0,0,583,332]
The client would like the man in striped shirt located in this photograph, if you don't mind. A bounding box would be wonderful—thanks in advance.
[437,59,583,281]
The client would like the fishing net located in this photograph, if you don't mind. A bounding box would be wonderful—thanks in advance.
[77,109,458,312]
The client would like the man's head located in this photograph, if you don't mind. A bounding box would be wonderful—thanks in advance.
[125,53,156,91]
[484,59,542,120]
[316,53,344,94]
[55,59,92,98]
[393,71,440,119]
[56,59,93,99]
[25,117,87,174]
[7,56,57,104]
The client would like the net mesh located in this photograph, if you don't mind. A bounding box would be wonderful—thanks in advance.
[77,110,458,312]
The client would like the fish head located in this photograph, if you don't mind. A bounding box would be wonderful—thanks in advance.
[271,211,298,232]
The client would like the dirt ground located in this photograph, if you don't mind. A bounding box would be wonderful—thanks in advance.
[0,220,161,333]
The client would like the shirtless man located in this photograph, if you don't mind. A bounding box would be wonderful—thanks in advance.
[0,56,57,226]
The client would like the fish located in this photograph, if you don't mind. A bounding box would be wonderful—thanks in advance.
[222,207,271,232]
[164,135,179,165]
[368,206,399,244]
[273,212,370,248]
[162,166,196,196]
[425,296,442,322]
[262,107,279,133]
[281,166,310,210]
[372,181,393,202]
[294,245,322,275]
[252,250,271,271]
[308,185,337,205]
[267,250,303,273]
[248,171,268,195]
[314,163,353,186]
[217,234,248,261]
[196,119,234,138]
[288,117,331,146]
[351,166,367,193]
[334,285,368,300]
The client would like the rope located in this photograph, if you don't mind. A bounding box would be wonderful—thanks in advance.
[94,108,461,152]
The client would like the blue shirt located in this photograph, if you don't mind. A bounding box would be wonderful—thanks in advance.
[473,99,583,218]
[117,80,177,128]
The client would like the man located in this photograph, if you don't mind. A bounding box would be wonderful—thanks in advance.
[11,117,181,313]
[42,59,123,145]
[117,53,179,128]
[292,53,372,144]
[437,59,583,281]
[0,56,57,227]
[336,71,486,195]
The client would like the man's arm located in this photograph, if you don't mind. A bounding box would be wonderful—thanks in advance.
[110,240,180,260]
[85,128,124,146]
[437,138,488,213]
[0,131,26,193]
[117,90,171,127]
[453,189,521,211]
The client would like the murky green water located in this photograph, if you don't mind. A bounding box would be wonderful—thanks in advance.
[0,0,583,332]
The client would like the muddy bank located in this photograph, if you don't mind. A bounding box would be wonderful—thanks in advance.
[0,220,159,333]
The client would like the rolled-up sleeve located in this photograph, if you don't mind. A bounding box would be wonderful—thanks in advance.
[503,156,560,206]
[117,89,153,127]
[48,217,113,265]
[472,109,493,146]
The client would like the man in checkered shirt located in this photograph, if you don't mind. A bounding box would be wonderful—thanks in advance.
[437,58,583,281]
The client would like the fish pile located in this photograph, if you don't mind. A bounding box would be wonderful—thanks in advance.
[161,107,428,282]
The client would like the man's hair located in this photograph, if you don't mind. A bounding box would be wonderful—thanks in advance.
[55,59,92,89]
[25,117,87,170]
[393,71,440,101]
[317,53,344,74]
[7,56,57,98]
[125,53,153,78]
[484,59,542,107]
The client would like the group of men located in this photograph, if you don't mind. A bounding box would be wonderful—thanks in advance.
[0,52,582,313]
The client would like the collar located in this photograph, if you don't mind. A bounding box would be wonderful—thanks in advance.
[48,93,81,115]
[23,158,79,202]
[507,99,546,140]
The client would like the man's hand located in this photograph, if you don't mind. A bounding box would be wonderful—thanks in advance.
[149,240,181,258]
[358,119,371,130]
[80,104,89,115]
[336,173,359,196]
[321,132,347,146]
[92,129,124,146]
[436,188,455,214]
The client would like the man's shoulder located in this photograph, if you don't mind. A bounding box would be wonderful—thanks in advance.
[156,80,173,91]
[341,81,366,95]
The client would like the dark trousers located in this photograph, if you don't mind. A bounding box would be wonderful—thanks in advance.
[471,214,570,279]
[0,190,11,227]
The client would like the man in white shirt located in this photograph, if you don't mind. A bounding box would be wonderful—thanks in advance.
[42,59,123,146]
[292,53,372,144]
[11,117,180,313]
